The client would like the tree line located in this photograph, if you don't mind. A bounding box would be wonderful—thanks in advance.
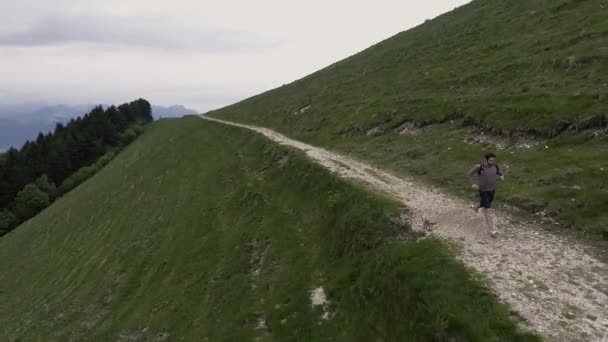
[0,99,153,235]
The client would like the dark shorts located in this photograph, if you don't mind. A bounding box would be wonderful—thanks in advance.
[479,190,495,209]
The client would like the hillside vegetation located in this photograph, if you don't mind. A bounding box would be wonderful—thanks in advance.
[0,99,153,236]
[209,0,608,238]
[0,117,537,341]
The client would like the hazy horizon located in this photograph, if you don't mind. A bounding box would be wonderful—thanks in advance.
[1,1,470,113]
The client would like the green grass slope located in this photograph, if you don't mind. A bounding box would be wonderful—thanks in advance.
[0,117,537,341]
[208,0,608,238]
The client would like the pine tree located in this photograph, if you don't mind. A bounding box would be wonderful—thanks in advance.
[48,137,72,184]
[1,98,153,235]
[106,105,128,131]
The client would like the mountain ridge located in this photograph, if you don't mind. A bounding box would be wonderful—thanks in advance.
[208,0,608,237]
[0,117,537,341]
[0,103,197,150]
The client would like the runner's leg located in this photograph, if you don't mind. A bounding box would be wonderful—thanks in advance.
[484,208,495,235]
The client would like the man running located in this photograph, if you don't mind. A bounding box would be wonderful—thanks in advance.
[467,153,504,238]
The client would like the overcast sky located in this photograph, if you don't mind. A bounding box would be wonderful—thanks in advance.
[0,0,470,112]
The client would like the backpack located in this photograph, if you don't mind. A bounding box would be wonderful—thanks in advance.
[478,162,500,176]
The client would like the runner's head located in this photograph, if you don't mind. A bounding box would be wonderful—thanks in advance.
[485,153,496,165]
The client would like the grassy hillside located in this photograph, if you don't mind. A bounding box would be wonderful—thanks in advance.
[208,0,608,238]
[0,117,537,341]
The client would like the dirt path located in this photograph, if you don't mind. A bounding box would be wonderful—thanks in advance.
[200,116,608,341]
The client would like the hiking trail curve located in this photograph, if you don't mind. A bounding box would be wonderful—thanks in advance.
[200,115,608,342]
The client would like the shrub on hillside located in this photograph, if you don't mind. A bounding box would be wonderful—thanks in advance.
[57,150,117,196]
[56,178,76,197]
[0,209,17,236]
[13,184,50,221]
[57,165,96,196]
[132,125,145,135]
[120,128,138,145]
[97,151,117,166]
[119,125,145,146]
[35,174,57,200]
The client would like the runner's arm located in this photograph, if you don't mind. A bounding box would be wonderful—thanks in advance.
[467,165,480,187]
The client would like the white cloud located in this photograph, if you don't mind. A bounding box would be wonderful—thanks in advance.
[0,14,281,52]
[0,0,471,111]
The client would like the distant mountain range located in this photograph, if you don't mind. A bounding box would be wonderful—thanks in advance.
[152,105,199,119]
[0,103,197,151]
